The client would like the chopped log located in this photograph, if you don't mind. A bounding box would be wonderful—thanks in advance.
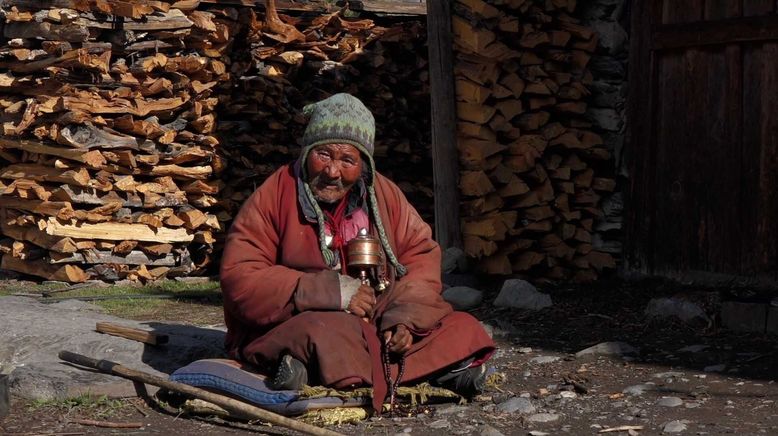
[452,16,496,52]
[462,214,508,240]
[0,138,107,167]
[2,255,87,282]
[458,139,506,170]
[457,103,496,124]
[463,234,498,257]
[149,165,212,180]
[0,197,73,218]
[456,78,492,104]
[512,251,544,271]
[460,171,495,196]
[457,0,501,19]
[0,164,95,188]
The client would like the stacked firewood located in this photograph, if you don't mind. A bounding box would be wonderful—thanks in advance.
[0,1,233,282]
[453,0,617,281]
[216,9,434,223]
[0,1,433,282]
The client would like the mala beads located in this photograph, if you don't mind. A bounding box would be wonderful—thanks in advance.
[382,346,406,415]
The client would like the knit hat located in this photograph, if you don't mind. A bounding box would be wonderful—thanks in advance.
[299,93,407,277]
[302,93,375,157]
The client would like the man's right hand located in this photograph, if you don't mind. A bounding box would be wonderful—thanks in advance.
[347,284,376,318]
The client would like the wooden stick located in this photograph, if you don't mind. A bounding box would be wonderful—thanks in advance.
[68,418,143,429]
[95,322,169,346]
[58,351,344,436]
[599,426,644,433]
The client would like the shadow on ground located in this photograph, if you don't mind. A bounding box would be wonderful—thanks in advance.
[138,322,227,375]
[470,277,778,383]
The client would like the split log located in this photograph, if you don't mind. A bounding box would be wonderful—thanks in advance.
[44,218,194,243]
[2,255,88,282]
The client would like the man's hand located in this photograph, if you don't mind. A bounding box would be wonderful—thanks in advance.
[347,284,376,318]
[383,324,412,355]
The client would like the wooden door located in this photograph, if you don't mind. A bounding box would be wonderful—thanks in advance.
[626,0,778,282]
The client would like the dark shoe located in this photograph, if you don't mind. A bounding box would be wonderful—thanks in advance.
[432,359,488,398]
[268,355,308,391]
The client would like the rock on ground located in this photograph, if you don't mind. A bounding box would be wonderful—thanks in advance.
[663,420,689,433]
[0,296,225,401]
[442,286,483,311]
[493,280,552,310]
[657,397,684,407]
[575,341,638,358]
[526,413,560,423]
[645,297,709,323]
[496,397,536,415]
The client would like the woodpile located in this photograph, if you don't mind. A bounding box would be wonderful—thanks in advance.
[452,0,617,282]
[216,8,434,223]
[0,0,231,282]
[0,0,433,282]
[0,0,615,284]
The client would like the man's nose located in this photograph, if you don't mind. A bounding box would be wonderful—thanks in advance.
[324,162,340,179]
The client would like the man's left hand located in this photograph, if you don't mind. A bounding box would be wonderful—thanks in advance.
[382,324,412,355]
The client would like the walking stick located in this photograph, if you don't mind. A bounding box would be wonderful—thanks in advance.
[58,351,344,436]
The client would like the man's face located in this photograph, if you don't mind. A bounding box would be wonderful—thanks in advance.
[306,143,363,204]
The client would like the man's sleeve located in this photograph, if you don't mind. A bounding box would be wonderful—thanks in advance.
[219,185,341,331]
[376,181,453,332]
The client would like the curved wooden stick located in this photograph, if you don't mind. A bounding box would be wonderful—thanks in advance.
[59,351,344,436]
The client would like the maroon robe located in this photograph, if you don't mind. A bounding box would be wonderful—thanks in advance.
[220,164,494,391]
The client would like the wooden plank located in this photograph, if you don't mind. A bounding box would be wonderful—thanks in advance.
[427,0,461,249]
[198,0,427,14]
[336,0,426,15]
[95,322,169,345]
[624,0,662,274]
[741,44,778,274]
[653,15,778,50]
[651,49,703,275]
[44,218,194,243]
[696,45,742,273]
[697,0,743,272]
[743,0,774,16]
[79,9,193,31]
[704,0,741,19]
[661,0,703,24]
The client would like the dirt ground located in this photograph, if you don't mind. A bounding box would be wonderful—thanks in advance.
[2,278,778,435]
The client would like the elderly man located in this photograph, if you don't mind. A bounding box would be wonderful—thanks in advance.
[220,93,494,409]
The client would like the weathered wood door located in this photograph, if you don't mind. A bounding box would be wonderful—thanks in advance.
[626,0,778,282]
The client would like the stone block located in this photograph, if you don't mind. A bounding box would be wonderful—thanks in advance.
[720,302,766,333]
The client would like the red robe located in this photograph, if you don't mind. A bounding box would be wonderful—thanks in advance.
[220,164,494,393]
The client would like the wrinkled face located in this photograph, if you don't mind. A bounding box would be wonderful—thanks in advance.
[306,143,363,204]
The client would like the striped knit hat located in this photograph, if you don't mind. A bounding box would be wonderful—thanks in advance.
[299,93,407,277]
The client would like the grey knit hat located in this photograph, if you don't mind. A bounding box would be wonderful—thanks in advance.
[299,93,407,277]
[302,93,375,157]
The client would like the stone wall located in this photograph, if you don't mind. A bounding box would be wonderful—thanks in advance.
[579,0,629,261]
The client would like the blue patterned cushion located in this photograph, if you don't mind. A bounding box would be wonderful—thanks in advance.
[169,359,368,415]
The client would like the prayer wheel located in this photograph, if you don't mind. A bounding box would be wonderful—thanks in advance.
[347,228,382,270]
